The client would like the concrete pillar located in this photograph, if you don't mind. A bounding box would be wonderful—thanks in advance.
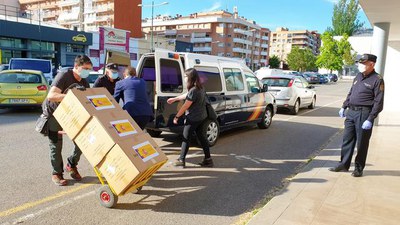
[372,23,390,75]
[371,22,390,125]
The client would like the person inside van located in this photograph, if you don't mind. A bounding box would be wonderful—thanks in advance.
[93,63,121,95]
[167,68,213,168]
[114,66,153,130]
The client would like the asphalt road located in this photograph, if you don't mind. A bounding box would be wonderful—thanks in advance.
[0,80,352,225]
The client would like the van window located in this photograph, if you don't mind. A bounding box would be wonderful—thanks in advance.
[245,74,260,93]
[223,68,244,91]
[160,59,183,93]
[10,59,51,73]
[193,66,222,92]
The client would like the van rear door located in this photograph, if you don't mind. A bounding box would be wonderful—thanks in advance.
[153,51,185,129]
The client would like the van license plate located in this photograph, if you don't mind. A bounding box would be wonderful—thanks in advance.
[10,99,29,103]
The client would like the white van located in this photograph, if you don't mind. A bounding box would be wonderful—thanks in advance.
[133,50,277,146]
[254,67,284,80]
[9,58,53,84]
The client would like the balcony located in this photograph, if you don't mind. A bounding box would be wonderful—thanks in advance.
[261,43,269,48]
[261,51,268,56]
[193,46,212,52]
[233,38,252,45]
[234,28,254,36]
[165,29,177,36]
[58,0,80,7]
[261,36,269,41]
[292,35,309,39]
[233,47,251,54]
[191,37,212,43]
[96,5,114,13]
[42,12,58,19]
[95,16,110,22]
[260,59,267,64]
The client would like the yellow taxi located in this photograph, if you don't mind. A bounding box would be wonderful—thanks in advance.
[0,69,49,108]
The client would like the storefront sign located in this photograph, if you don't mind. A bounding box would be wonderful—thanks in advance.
[72,34,87,43]
[99,27,130,52]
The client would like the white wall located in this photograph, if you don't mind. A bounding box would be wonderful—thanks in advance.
[378,44,400,125]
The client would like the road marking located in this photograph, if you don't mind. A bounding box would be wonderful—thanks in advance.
[1,191,95,225]
[276,99,343,122]
[0,184,94,218]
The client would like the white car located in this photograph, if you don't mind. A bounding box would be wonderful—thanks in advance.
[261,74,316,115]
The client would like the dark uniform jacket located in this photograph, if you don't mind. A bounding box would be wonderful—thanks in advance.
[342,70,385,122]
[93,75,120,95]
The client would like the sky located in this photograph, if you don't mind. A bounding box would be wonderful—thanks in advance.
[139,0,371,33]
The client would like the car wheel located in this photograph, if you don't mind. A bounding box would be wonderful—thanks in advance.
[200,119,219,147]
[146,129,162,137]
[308,96,316,109]
[291,99,300,115]
[257,107,273,129]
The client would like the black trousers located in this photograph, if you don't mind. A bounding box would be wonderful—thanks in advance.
[133,115,152,130]
[340,108,373,170]
[179,119,211,161]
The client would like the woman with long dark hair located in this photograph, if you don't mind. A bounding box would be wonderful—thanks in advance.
[167,68,213,168]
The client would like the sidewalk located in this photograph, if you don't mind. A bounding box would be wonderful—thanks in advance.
[248,126,400,225]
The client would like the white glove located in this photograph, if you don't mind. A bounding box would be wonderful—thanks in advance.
[339,108,346,118]
[362,120,373,130]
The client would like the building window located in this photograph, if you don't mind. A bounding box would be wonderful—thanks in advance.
[227,43,231,47]
[218,43,225,47]
[0,37,25,48]
[66,44,85,53]
[31,41,55,51]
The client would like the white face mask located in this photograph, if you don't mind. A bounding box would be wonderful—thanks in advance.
[358,63,367,73]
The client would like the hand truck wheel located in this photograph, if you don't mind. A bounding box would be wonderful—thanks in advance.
[96,186,118,208]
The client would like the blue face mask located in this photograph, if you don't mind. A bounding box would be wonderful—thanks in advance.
[111,72,119,79]
[79,69,90,79]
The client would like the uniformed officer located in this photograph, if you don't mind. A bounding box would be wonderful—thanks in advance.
[93,63,121,94]
[329,53,384,177]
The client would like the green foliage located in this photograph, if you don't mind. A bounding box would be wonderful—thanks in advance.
[287,47,316,72]
[327,0,364,36]
[268,55,280,69]
[338,34,356,65]
[316,32,343,72]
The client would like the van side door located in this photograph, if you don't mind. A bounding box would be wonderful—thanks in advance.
[244,72,266,122]
[154,51,186,128]
[193,66,225,119]
[221,67,248,125]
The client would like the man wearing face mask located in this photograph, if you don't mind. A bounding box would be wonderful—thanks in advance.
[45,55,92,186]
[329,53,384,177]
[93,63,120,95]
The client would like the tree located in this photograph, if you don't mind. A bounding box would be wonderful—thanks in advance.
[268,55,280,68]
[338,34,356,65]
[316,32,343,73]
[327,0,364,36]
[287,47,316,72]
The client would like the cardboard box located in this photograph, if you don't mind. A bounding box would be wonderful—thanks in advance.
[98,133,168,195]
[53,88,122,139]
[74,110,143,166]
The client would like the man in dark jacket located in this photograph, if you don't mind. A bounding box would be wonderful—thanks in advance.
[329,53,384,177]
[93,63,120,94]
[114,66,153,129]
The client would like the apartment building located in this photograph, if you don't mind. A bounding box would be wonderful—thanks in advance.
[18,0,142,37]
[142,8,271,69]
[269,27,321,62]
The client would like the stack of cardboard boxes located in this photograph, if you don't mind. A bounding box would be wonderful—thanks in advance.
[53,88,168,195]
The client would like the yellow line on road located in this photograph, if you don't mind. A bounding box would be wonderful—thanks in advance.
[0,184,94,218]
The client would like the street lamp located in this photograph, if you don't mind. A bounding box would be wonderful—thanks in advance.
[138,1,169,52]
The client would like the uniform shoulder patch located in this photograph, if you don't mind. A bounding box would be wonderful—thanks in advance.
[380,82,385,91]
[376,74,383,80]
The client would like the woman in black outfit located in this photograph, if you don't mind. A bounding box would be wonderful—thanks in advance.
[167,68,213,168]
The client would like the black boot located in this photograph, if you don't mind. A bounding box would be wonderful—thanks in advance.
[198,158,213,167]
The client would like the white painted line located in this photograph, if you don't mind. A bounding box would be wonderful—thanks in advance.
[1,191,95,225]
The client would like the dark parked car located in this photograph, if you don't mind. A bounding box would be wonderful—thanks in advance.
[303,73,319,84]
[316,74,329,84]
[328,74,338,82]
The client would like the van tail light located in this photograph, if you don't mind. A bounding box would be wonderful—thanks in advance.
[37,85,47,91]
[287,79,294,87]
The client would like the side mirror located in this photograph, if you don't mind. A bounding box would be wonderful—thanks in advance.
[262,84,268,92]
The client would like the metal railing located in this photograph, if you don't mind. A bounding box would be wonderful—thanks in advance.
[0,4,37,24]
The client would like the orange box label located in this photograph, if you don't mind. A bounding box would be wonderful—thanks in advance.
[110,120,138,137]
[133,141,159,162]
[87,95,115,110]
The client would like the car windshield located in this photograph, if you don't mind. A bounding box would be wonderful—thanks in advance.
[262,78,291,87]
[0,72,42,83]
[10,60,51,73]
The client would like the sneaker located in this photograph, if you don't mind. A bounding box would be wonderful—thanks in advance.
[198,158,214,167]
[52,174,67,186]
[66,164,82,181]
[174,159,186,167]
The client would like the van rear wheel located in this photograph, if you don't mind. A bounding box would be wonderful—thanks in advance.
[199,119,219,147]
[257,107,273,129]
[146,129,162,137]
